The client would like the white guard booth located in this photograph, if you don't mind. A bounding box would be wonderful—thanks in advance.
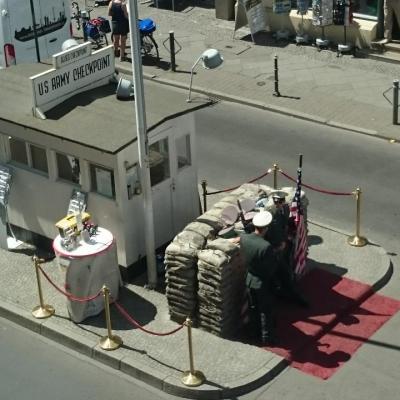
[53,227,122,323]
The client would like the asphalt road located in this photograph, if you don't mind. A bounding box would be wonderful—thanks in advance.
[0,317,178,400]
[193,100,400,400]
[195,101,399,287]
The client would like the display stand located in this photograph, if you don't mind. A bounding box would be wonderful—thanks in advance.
[234,0,268,43]
[312,0,333,50]
[296,0,310,45]
[53,227,122,323]
[334,0,353,56]
[273,0,291,41]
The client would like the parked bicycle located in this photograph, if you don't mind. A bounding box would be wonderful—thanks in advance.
[138,18,159,61]
[71,1,110,49]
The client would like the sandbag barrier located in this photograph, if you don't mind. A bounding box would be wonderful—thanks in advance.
[201,162,368,247]
[32,259,204,386]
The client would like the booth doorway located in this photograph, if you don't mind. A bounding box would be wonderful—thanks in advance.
[149,129,197,247]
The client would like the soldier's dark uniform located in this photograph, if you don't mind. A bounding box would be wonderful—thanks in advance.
[240,230,278,345]
[266,192,308,307]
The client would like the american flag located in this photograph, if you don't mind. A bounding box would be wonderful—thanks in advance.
[290,167,308,275]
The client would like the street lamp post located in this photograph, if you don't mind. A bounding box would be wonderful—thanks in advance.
[126,0,157,288]
[187,49,224,103]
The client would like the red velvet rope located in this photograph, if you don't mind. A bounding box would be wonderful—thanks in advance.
[38,265,102,302]
[206,168,272,196]
[114,301,184,336]
[279,170,353,196]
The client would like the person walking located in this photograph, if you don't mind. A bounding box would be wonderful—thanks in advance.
[238,211,279,346]
[108,0,129,61]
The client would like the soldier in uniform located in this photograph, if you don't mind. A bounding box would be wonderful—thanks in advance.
[266,191,308,307]
[237,211,279,345]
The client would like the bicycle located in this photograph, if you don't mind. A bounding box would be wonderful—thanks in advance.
[138,18,159,61]
[71,2,110,49]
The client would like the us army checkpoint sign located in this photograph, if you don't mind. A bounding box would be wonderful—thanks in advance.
[30,44,115,119]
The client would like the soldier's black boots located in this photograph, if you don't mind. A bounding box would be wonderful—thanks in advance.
[260,313,278,346]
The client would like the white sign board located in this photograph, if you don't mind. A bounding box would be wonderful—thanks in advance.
[52,42,92,69]
[312,0,333,26]
[30,45,115,118]
[235,0,268,39]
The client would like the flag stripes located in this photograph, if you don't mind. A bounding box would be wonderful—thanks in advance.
[290,166,308,275]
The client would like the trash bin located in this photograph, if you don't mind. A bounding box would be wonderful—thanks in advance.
[215,0,236,21]
[53,227,122,323]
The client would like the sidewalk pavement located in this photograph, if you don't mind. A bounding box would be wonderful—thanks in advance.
[112,3,400,142]
[0,220,393,399]
[0,3,396,398]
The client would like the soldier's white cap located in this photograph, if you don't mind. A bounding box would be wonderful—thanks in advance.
[271,190,288,200]
[252,211,273,228]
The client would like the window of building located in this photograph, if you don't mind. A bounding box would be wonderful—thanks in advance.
[90,164,115,198]
[149,138,170,186]
[9,137,28,165]
[353,0,378,19]
[176,134,191,169]
[57,153,81,184]
[8,137,48,175]
[30,144,48,174]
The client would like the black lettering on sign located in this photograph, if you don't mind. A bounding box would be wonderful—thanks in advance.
[37,80,49,96]
[51,71,70,90]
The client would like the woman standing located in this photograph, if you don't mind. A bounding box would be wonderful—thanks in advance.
[108,0,129,61]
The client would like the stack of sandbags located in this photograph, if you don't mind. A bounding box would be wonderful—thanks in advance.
[197,238,246,338]
[164,222,216,324]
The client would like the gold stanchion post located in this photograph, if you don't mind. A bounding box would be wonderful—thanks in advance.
[32,255,55,319]
[99,285,123,351]
[347,187,368,247]
[201,180,207,212]
[181,317,205,387]
[273,164,278,189]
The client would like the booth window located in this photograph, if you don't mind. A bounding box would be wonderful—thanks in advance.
[9,137,28,165]
[30,144,48,174]
[57,153,81,185]
[176,134,191,169]
[90,163,115,199]
[149,138,170,186]
[9,137,48,175]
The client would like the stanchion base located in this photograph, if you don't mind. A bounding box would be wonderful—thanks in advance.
[347,235,368,247]
[338,43,352,52]
[316,38,329,47]
[99,335,123,351]
[181,370,206,387]
[32,305,55,319]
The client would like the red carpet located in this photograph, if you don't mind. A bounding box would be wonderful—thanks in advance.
[264,268,400,379]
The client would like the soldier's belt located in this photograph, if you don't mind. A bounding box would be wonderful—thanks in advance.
[246,272,262,289]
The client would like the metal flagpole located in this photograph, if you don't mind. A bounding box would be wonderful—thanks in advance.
[126,0,157,288]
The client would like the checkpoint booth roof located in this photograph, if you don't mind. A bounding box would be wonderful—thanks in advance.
[0,55,212,271]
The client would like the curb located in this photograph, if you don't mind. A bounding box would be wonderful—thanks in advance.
[114,64,398,142]
[0,295,287,399]
[0,221,393,399]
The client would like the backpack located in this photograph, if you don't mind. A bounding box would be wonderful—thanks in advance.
[84,22,100,41]
[91,16,111,33]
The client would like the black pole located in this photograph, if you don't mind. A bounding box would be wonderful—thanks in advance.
[29,0,41,63]
[201,180,207,212]
[273,55,281,97]
[299,154,303,169]
[393,80,399,125]
[169,31,176,72]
